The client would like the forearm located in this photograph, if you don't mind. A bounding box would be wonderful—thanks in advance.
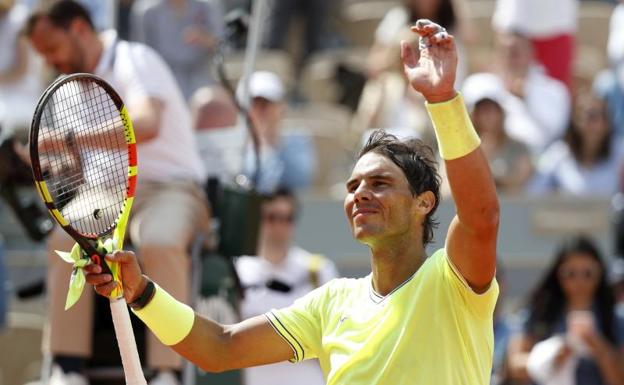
[174,315,291,372]
[133,283,293,372]
[126,97,163,142]
[426,94,499,230]
[446,150,499,232]
[173,315,232,372]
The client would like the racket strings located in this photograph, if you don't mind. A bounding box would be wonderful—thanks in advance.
[38,79,129,237]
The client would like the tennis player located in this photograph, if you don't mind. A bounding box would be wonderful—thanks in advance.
[87,19,499,385]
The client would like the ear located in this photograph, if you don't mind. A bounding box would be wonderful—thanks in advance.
[414,191,435,216]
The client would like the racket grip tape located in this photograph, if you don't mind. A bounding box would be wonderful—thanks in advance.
[110,297,147,384]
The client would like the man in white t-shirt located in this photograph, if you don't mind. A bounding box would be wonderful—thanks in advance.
[235,188,339,385]
[26,1,209,384]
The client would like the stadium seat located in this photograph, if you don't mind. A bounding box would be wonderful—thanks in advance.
[299,48,369,105]
[577,1,614,54]
[339,1,399,47]
[223,50,295,89]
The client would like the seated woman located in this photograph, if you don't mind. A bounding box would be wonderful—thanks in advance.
[506,235,624,385]
[529,92,624,196]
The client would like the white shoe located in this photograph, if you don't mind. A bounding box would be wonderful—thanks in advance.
[48,365,88,385]
[148,371,180,385]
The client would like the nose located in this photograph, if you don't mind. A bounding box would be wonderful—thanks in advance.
[353,182,372,203]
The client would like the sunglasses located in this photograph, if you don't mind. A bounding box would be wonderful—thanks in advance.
[558,267,600,281]
[263,212,295,224]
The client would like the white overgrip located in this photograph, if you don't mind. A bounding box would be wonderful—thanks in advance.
[110,297,147,385]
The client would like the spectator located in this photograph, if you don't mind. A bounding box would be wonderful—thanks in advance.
[465,31,570,155]
[235,188,339,385]
[492,0,578,89]
[192,85,247,184]
[367,0,473,85]
[506,235,624,385]
[529,92,624,196]
[131,0,224,100]
[241,71,317,193]
[593,0,624,138]
[25,2,210,384]
[462,75,533,194]
[0,0,44,135]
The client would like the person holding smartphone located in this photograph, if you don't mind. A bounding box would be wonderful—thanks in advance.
[506,235,624,385]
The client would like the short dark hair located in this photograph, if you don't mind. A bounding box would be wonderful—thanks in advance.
[25,0,94,36]
[262,187,300,218]
[358,130,441,245]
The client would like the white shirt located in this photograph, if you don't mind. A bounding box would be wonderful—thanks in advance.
[492,0,578,37]
[529,139,624,196]
[235,247,339,385]
[463,70,570,155]
[196,125,246,183]
[93,30,205,183]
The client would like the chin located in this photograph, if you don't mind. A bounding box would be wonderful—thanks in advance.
[353,226,381,243]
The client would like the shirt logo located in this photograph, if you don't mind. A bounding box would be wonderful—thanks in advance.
[339,315,348,324]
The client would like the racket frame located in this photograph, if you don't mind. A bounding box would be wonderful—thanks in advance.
[29,73,138,271]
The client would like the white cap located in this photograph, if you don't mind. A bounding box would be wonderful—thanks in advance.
[239,71,285,103]
[461,73,508,111]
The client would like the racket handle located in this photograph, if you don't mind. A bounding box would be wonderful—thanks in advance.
[110,297,147,385]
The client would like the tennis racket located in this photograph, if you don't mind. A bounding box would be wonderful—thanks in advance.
[29,73,145,384]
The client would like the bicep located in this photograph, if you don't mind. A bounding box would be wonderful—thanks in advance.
[446,216,497,292]
[174,314,294,372]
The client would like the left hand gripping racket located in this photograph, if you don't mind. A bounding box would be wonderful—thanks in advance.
[29,73,145,384]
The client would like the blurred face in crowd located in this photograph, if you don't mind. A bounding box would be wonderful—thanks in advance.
[472,99,505,141]
[249,97,283,144]
[497,31,533,75]
[28,17,90,74]
[558,252,602,304]
[345,152,426,247]
[406,0,441,19]
[261,196,296,248]
[574,97,610,150]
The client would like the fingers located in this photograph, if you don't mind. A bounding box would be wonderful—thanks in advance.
[400,40,418,68]
[94,280,118,297]
[410,19,454,48]
[411,19,444,36]
[106,250,137,264]
[84,264,116,296]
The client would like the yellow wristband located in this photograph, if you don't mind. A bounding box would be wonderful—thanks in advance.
[132,283,195,346]
[425,93,481,160]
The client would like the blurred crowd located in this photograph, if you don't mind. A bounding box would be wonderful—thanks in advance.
[2,0,624,198]
[2,0,624,385]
